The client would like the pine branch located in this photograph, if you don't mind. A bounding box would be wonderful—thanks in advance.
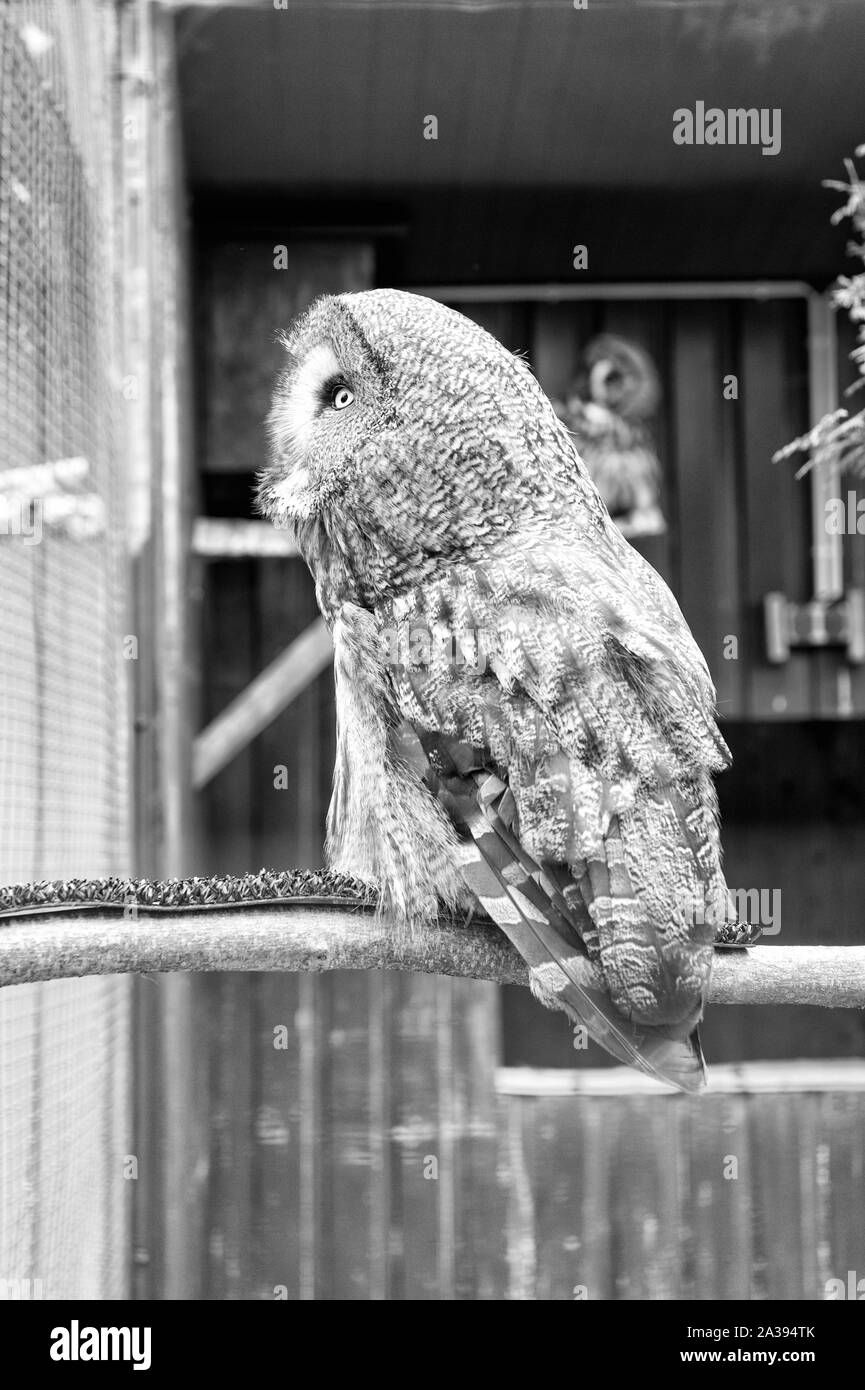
[774,144,865,479]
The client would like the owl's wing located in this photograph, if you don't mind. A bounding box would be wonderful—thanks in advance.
[381,536,730,1092]
[395,721,709,1091]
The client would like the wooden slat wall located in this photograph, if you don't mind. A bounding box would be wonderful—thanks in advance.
[671,300,742,716]
[738,300,812,716]
[192,969,865,1301]
[183,257,865,1300]
[497,1089,865,1301]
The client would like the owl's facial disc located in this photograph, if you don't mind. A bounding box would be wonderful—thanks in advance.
[262,341,357,524]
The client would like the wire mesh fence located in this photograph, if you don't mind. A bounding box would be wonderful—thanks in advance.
[0,0,131,1299]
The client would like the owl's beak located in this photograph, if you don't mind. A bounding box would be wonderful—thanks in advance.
[275,466,309,497]
[259,463,318,526]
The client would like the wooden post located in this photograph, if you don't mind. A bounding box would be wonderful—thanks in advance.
[120,0,202,1302]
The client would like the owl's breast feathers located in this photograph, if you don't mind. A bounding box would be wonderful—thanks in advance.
[329,520,731,1091]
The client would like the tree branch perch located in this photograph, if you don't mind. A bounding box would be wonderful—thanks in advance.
[1,901,864,1005]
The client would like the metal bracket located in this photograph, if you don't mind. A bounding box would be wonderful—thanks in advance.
[764,589,865,664]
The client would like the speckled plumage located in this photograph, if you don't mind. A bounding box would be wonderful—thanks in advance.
[258,289,732,1091]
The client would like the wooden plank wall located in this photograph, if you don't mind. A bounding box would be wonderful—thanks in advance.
[497,1087,865,1301]
[184,254,865,1299]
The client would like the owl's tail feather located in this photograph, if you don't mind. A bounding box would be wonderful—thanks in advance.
[457,770,706,1094]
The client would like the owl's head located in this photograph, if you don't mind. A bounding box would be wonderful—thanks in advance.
[578,334,660,422]
[258,289,597,605]
[258,294,398,525]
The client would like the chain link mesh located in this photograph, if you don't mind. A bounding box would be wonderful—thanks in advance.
[0,0,131,1299]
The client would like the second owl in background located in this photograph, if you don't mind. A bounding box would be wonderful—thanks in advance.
[554,333,667,539]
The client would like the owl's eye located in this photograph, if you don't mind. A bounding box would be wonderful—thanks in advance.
[331,384,354,411]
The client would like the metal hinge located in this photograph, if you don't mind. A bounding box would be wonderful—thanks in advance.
[763,589,865,664]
